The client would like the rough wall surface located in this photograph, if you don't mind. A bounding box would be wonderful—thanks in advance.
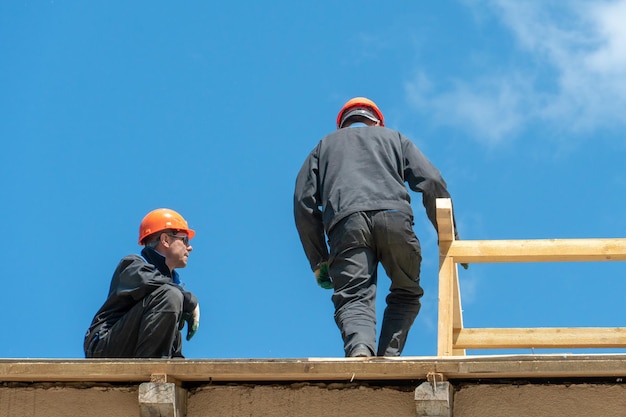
[454,383,626,417]
[187,383,416,417]
[0,385,137,417]
[2,381,626,417]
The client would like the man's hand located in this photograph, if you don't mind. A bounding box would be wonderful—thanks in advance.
[461,263,469,270]
[179,304,200,341]
[314,262,333,289]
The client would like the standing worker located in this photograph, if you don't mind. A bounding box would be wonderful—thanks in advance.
[294,97,461,357]
[84,208,200,358]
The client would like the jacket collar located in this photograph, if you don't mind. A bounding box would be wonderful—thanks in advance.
[141,247,171,277]
[141,247,182,285]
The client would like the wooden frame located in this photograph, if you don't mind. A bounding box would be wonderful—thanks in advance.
[436,198,626,356]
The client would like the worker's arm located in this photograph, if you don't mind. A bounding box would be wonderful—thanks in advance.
[110,256,172,298]
[294,145,330,272]
[401,135,461,241]
[112,255,199,310]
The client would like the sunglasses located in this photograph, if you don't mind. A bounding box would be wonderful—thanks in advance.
[167,233,190,246]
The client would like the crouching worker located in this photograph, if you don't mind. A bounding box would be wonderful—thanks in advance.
[84,208,200,358]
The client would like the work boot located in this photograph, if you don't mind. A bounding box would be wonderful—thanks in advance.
[348,343,373,358]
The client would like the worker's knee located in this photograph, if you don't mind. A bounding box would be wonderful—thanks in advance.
[144,284,184,312]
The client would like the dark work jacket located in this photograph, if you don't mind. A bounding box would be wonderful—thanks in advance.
[83,247,198,352]
[294,126,459,271]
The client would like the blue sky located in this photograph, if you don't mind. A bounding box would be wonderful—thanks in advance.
[2,0,626,359]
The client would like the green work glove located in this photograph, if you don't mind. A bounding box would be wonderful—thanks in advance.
[461,263,469,270]
[179,304,200,341]
[314,262,333,290]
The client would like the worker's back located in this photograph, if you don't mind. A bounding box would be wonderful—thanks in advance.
[315,126,414,232]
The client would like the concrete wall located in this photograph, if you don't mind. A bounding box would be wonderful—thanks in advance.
[188,383,416,417]
[454,383,626,417]
[3,381,626,417]
[0,384,138,417]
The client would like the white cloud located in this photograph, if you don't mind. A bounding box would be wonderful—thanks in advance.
[408,0,626,144]
[406,71,530,145]
[494,0,626,131]
[586,2,626,72]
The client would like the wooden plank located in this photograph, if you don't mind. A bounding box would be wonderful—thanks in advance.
[2,356,626,382]
[451,267,466,356]
[150,373,181,385]
[436,198,455,243]
[434,198,626,357]
[448,239,626,263]
[454,327,626,349]
[437,255,455,356]
[437,198,456,356]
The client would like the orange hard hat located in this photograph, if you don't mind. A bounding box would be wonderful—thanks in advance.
[336,97,385,129]
[138,208,196,245]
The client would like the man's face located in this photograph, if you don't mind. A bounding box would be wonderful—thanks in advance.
[163,231,192,270]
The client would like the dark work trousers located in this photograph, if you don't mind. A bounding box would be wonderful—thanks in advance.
[87,284,184,358]
[328,210,423,357]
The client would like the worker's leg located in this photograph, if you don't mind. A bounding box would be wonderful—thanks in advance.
[329,212,378,357]
[375,210,423,356]
[90,284,184,358]
[135,284,184,357]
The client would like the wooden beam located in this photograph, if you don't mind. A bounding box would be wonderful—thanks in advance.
[437,198,457,356]
[448,239,626,263]
[436,197,465,355]
[437,255,455,356]
[453,327,626,349]
[2,357,626,382]
[451,268,466,356]
[436,198,455,243]
[150,373,181,385]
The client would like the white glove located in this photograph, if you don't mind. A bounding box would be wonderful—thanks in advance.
[182,304,200,341]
